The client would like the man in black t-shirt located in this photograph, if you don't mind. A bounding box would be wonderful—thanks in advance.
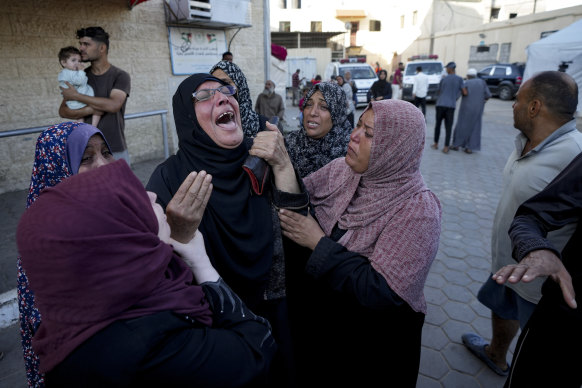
[59,26,131,164]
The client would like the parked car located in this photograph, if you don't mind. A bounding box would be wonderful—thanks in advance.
[476,63,525,100]
[324,58,378,107]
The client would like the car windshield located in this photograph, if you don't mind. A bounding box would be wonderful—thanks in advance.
[405,63,443,76]
[340,67,376,79]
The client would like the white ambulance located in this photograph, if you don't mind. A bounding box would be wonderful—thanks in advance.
[324,58,378,107]
[401,57,445,102]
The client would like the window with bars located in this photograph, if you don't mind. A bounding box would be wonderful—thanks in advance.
[279,21,290,32]
[369,20,381,31]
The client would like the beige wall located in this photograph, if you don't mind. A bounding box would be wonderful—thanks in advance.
[0,0,266,194]
[287,48,331,81]
[401,5,582,77]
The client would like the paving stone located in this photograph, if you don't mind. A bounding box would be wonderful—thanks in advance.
[422,323,449,350]
[425,272,447,289]
[442,270,473,288]
[425,285,448,306]
[442,257,470,272]
[419,347,449,380]
[440,370,482,388]
[425,304,448,326]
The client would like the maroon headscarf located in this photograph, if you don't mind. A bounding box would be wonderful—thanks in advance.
[17,160,212,373]
[304,99,442,313]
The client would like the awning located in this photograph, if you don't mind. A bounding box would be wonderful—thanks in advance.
[336,10,366,21]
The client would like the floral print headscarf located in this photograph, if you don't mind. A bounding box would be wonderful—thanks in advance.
[18,121,108,387]
[284,82,353,178]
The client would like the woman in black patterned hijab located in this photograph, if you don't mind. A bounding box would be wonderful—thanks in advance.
[284,82,352,178]
[210,60,266,138]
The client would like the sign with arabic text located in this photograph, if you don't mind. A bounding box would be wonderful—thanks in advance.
[168,27,227,75]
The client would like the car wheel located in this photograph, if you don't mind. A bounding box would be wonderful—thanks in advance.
[499,85,513,101]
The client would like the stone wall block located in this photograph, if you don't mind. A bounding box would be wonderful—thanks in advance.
[0,14,12,36]
[10,14,78,39]
[111,40,148,59]
[5,97,60,127]
[0,59,19,80]
[3,78,53,99]
[132,58,170,75]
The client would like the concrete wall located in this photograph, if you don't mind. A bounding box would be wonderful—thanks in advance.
[287,48,331,82]
[401,5,582,77]
[0,0,266,194]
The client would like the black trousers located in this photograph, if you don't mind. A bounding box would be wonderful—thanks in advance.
[504,282,582,388]
[434,106,455,146]
[414,96,426,116]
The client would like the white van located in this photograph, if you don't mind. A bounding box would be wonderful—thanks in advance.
[401,60,445,102]
[324,59,378,107]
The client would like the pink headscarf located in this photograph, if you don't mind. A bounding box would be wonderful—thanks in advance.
[304,99,441,313]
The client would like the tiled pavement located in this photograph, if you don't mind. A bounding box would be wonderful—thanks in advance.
[1,97,536,387]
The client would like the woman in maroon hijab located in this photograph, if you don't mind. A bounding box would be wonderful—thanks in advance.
[17,160,275,387]
[279,99,442,387]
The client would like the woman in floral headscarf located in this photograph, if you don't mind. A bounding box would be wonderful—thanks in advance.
[279,99,442,387]
[17,121,114,387]
[284,82,352,178]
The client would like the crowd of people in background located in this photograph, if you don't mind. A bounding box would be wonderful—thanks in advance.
[11,25,582,387]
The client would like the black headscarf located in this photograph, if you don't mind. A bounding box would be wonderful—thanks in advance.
[209,61,266,138]
[284,82,352,178]
[146,73,273,307]
[371,69,391,100]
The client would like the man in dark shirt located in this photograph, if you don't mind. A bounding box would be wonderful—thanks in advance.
[59,26,131,164]
[292,69,303,107]
[431,61,466,153]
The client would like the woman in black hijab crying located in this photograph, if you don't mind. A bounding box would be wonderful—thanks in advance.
[210,60,266,138]
[146,73,309,387]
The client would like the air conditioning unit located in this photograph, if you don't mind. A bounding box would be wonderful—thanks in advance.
[166,0,252,28]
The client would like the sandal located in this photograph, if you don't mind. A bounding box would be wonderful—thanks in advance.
[462,333,509,376]
[449,146,459,151]
[442,146,449,154]
[431,143,438,150]
[464,148,473,154]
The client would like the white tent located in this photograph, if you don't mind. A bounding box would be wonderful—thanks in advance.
[524,18,582,116]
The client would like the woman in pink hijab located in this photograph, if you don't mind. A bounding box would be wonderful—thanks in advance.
[279,99,442,387]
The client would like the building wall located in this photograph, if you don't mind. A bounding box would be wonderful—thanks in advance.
[287,48,332,81]
[270,0,580,78]
[403,5,582,77]
[0,0,266,194]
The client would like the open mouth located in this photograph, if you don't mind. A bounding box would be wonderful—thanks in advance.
[306,120,319,129]
[216,111,234,125]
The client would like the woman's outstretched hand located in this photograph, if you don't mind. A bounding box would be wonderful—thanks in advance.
[278,208,324,250]
[166,171,213,243]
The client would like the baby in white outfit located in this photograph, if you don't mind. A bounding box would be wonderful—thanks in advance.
[58,46,101,127]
